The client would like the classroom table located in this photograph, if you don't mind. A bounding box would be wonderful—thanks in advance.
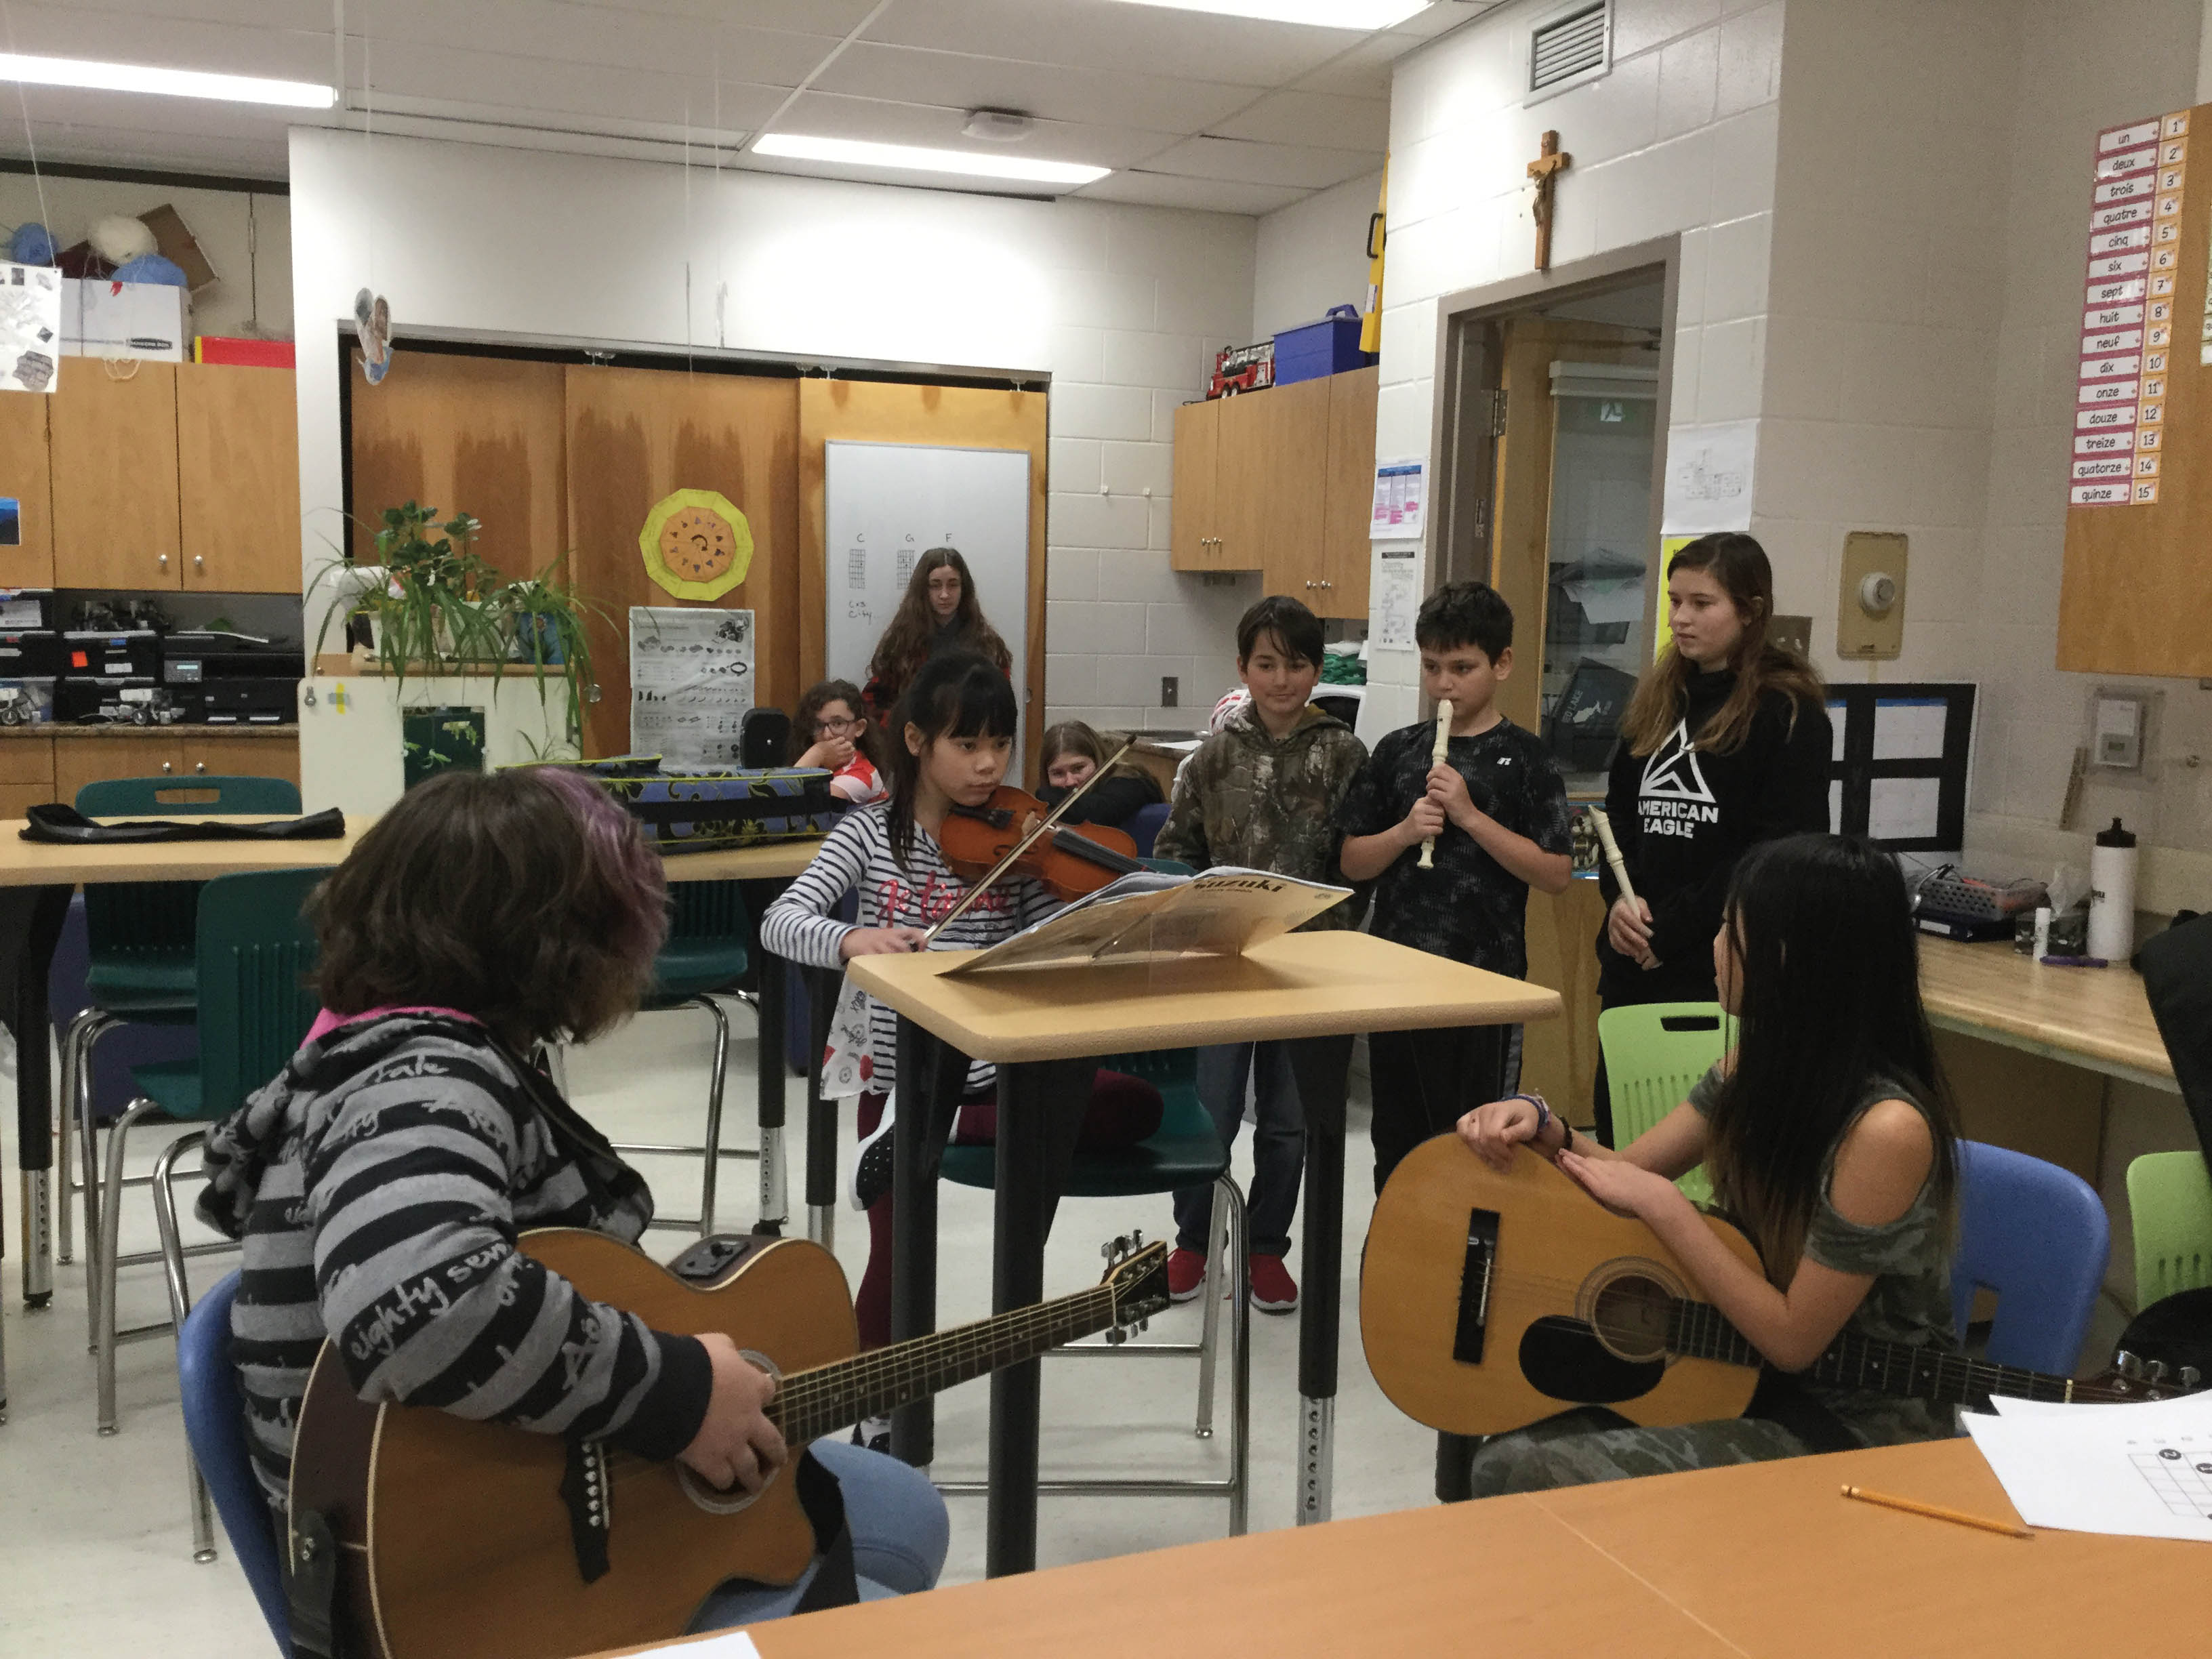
[1919,935,2177,1092]
[0,817,819,1421]
[846,930,1559,1575]
[582,1435,2192,1659]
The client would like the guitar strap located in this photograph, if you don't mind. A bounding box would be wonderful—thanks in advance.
[790,1449,861,1613]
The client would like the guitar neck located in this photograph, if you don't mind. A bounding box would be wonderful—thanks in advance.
[769,1283,1119,1443]
[1664,1299,2111,1408]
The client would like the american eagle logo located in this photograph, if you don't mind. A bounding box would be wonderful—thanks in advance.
[1641,718,1715,805]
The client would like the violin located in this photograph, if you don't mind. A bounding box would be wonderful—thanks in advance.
[940,785,1144,901]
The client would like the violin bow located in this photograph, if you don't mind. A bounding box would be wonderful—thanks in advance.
[920,741,1138,947]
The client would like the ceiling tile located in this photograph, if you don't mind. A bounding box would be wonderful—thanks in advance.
[813,41,1256,132]
[562,0,883,30]
[1391,1,1502,40]
[1287,33,1411,96]
[866,0,1356,87]
[346,1,838,86]
[352,43,785,132]
[732,148,1068,201]
[1211,89,1389,150]
[1141,134,1379,190]
[775,91,1168,169]
[0,1,331,77]
[1073,169,1309,215]
[37,0,330,30]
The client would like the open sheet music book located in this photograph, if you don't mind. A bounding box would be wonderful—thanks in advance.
[944,867,1353,976]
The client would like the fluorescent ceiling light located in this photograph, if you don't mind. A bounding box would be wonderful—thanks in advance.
[0,52,335,109]
[1105,0,1433,26]
[752,134,1109,187]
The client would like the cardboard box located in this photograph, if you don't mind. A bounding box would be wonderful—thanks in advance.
[137,203,220,291]
[64,277,190,361]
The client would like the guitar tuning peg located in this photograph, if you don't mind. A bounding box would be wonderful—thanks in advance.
[1101,1241,1115,1261]
[2183,1366,2203,1389]
[2116,1350,2144,1380]
[1138,1317,1149,1334]
[1105,1326,1127,1346]
[1131,1229,1145,1248]
[2148,1359,2171,1383]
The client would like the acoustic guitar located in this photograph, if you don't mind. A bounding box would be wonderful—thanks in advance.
[289,1227,1168,1659]
[1359,1136,2198,1438]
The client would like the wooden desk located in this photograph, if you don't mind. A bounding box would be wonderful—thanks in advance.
[1919,935,2176,1093]
[0,818,824,1383]
[605,1437,2186,1659]
[848,933,1559,1572]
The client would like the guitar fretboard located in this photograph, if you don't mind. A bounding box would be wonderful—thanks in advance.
[1664,1298,2097,1407]
[769,1284,1120,1444]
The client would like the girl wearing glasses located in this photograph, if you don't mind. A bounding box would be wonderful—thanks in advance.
[795,678,888,804]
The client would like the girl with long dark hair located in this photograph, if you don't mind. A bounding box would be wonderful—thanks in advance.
[860,547,1012,725]
[1594,531,1830,1143]
[1456,832,1962,1490]
[763,652,1159,1448]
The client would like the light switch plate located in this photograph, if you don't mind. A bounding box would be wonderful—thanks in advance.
[1837,531,1908,659]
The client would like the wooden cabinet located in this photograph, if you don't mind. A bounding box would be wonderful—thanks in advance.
[183,735,300,786]
[178,362,302,593]
[52,733,299,804]
[0,392,56,587]
[1168,369,1376,617]
[0,738,55,820]
[50,361,182,590]
[46,360,300,594]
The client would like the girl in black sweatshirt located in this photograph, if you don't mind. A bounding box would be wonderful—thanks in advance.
[1036,719,1164,830]
[1595,533,1830,1140]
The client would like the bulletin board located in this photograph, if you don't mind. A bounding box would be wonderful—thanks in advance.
[2059,102,2212,676]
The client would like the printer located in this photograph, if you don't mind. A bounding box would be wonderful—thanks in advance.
[160,632,304,725]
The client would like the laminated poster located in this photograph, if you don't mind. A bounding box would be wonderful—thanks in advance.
[0,263,63,394]
[628,607,754,770]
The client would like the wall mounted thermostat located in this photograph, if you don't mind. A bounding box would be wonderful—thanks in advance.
[1837,531,1908,659]
[2089,687,2150,771]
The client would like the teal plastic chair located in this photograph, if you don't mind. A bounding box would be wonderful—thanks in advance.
[601,878,760,1237]
[95,865,323,1435]
[61,775,302,1305]
[2128,1151,2212,1308]
[1595,1002,1731,1204]
[934,859,1249,1534]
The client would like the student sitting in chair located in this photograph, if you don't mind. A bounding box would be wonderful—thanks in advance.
[1036,719,1162,830]
[196,768,947,1622]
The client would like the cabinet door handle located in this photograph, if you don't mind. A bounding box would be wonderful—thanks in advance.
[194,762,207,775]
[158,554,169,570]
[160,761,173,774]
[193,555,205,572]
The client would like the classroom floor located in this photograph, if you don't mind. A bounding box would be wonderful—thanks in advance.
[0,1005,1441,1658]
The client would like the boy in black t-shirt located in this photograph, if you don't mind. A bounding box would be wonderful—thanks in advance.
[1336,582,1574,1190]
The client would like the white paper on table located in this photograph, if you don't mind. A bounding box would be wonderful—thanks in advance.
[1872,697,1949,760]
[1868,775,1942,841]
[0,262,64,393]
[1990,1390,2212,1422]
[629,607,756,771]
[1660,419,1757,535]
[1963,1397,2212,1542]
[1374,542,1420,649]
[628,1633,762,1658]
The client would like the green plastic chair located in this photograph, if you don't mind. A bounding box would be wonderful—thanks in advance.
[1596,1002,1732,1204]
[2127,1151,2212,1308]
[62,775,303,1309]
[95,865,324,1435]
[934,859,1248,1534]
[600,878,759,1238]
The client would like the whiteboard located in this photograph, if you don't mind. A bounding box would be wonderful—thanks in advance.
[823,441,1031,746]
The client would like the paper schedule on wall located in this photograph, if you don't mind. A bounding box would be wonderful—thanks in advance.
[1660,421,1756,535]
[822,440,1030,739]
[629,607,754,769]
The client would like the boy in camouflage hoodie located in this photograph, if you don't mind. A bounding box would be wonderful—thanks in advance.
[1155,596,1366,1313]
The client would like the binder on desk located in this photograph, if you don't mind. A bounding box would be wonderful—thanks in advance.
[944,868,1352,975]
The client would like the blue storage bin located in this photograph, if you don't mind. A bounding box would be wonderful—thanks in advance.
[1273,307,1376,385]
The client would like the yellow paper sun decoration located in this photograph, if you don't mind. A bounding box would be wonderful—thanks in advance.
[639,489,754,601]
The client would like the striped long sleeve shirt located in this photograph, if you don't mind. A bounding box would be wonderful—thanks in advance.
[760,804,1058,1096]
[197,1013,712,1509]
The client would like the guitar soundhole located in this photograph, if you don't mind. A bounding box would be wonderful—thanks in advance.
[676,1348,781,1516]
[1519,1317,1667,1405]
[1588,1273,1673,1364]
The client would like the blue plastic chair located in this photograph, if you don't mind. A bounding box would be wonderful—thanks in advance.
[1126,800,1171,858]
[175,1270,291,1652]
[1950,1140,2111,1374]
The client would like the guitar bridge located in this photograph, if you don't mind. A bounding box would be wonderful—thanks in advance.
[1453,1207,1500,1365]
[560,1439,612,1584]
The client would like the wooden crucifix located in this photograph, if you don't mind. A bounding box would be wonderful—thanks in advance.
[1527,129,1572,271]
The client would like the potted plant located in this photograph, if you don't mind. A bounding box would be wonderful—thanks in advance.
[313,501,605,758]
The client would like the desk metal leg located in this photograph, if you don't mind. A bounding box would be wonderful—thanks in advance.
[1286,1033,1353,1528]
[3,886,74,1312]
[743,878,793,1234]
[802,967,839,1250]
[888,1024,966,1469]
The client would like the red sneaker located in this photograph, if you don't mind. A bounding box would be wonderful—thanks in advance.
[1248,1252,1298,1313]
[1166,1248,1208,1303]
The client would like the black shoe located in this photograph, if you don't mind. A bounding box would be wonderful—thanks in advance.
[851,1111,895,1212]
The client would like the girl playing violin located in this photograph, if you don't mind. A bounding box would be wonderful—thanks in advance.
[1453,832,1961,1490]
[762,652,1160,1449]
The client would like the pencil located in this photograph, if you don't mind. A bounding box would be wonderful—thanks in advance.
[1840,1484,2032,1538]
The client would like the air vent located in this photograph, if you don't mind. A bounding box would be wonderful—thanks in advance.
[1530,1,1609,94]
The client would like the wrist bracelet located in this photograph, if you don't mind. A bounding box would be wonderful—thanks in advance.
[1508,1091,1552,1147]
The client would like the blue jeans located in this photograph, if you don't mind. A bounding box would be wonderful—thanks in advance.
[690,1439,949,1629]
[1172,1041,1303,1258]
